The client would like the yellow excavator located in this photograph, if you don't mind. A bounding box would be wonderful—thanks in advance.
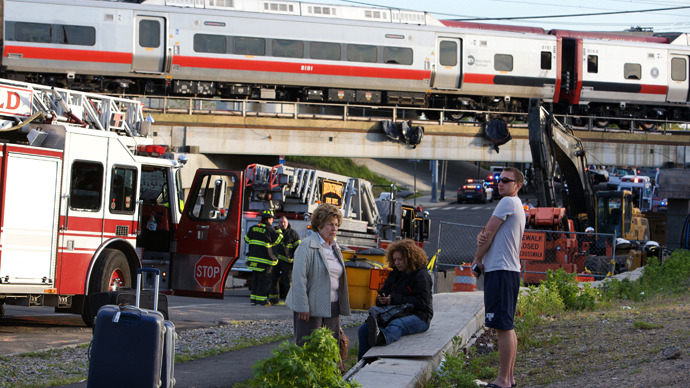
[527,99,657,274]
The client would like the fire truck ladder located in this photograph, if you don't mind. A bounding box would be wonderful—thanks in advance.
[0,78,145,136]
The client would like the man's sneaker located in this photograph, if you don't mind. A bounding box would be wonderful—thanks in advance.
[366,314,381,347]
[250,302,257,306]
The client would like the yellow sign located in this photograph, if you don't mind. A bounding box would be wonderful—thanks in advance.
[320,179,344,207]
[519,231,545,261]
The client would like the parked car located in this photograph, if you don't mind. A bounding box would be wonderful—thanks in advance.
[587,165,609,185]
[458,179,493,203]
[606,167,636,189]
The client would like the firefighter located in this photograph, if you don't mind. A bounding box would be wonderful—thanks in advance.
[268,216,301,304]
[245,210,283,306]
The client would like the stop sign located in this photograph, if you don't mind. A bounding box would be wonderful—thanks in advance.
[194,256,222,288]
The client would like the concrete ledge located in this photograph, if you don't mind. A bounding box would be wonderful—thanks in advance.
[347,292,485,387]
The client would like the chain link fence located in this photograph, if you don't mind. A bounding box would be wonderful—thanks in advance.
[433,221,618,290]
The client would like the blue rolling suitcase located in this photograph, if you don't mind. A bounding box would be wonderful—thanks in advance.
[88,268,174,388]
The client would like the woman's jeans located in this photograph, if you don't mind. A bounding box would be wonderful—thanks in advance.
[357,314,429,360]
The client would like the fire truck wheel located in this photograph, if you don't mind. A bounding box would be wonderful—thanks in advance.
[90,249,132,294]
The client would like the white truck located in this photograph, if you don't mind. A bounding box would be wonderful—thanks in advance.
[232,164,430,277]
[617,175,653,212]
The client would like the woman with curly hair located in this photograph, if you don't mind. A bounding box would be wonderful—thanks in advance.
[357,239,433,360]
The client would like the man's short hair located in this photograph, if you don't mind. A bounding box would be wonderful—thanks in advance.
[503,167,524,185]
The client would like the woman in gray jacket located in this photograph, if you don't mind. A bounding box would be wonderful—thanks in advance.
[286,203,351,346]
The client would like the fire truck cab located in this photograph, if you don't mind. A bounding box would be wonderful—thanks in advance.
[0,80,243,324]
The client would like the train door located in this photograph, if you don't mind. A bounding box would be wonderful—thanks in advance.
[133,16,166,73]
[667,54,689,102]
[171,169,244,298]
[558,38,583,104]
[432,37,461,89]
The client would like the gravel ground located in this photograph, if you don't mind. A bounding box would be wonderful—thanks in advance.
[0,311,368,387]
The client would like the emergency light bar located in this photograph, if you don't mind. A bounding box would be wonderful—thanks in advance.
[137,145,167,156]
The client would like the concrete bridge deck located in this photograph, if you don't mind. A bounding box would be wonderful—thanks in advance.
[149,112,690,167]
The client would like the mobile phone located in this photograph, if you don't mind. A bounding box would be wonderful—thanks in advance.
[471,263,482,277]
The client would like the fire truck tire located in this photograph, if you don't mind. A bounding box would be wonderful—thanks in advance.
[0,302,4,319]
[90,249,132,294]
[81,249,132,326]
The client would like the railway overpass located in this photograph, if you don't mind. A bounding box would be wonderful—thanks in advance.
[148,109,690,170]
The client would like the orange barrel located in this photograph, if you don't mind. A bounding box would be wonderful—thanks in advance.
[452,265,477,292]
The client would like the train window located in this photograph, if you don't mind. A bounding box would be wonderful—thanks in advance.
[587,55,598,73]
[494,54,513,72]
[14,22,51,43]
[384,47,413,65]
[60,25,96,46]
[540,51,552,70]
[70,161,104,211]
[234,37,265,56]
[310,42,341,60]
[194,34,227,54]
[624,63,641,80]
[671,57,686,81]
[109,166,138,214]
[347,44,377,63]
[439,41,457,67]
[139,20,160,48]
[272,39,304,58]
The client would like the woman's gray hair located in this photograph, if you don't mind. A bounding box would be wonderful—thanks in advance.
[310,203,343,230]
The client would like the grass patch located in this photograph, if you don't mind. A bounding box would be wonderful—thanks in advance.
[285,156,399,195]
[632,320,663,330]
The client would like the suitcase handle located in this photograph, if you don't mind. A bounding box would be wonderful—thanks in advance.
[136,268,160,311]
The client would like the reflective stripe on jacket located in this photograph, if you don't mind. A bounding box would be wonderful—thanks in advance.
[244,222,283,267]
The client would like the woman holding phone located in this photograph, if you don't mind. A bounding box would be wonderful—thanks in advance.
[357,239,433,360]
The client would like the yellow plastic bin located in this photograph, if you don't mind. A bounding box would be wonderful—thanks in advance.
[345,258,386,310]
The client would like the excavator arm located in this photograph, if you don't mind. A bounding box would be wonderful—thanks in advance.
[528,99,595,226]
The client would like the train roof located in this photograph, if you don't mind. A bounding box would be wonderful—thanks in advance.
[549,30,670,44]
[440,20,546,35]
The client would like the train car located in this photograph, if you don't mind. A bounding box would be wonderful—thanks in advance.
[2,0,690,126]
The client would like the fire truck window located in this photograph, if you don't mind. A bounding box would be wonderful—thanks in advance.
[109,166,137,214]
[70,162,104,211]
[190,174,236,221]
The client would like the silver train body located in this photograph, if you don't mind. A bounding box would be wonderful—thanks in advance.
[2,0,690,124]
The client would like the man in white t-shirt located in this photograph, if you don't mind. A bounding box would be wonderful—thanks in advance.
[472,167,525,388]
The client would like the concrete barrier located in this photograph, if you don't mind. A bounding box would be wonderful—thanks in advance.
[346,292,485,387]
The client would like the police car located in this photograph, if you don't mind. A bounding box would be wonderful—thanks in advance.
[457,179,494,204]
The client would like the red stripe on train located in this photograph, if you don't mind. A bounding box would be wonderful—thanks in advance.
[174,56,430,80]
[462,73,496,84]
[639,84,668,95]
[4,45,132,64]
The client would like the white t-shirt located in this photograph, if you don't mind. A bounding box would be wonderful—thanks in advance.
[483,196,525,273]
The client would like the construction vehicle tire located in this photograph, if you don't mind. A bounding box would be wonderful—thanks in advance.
[584,255,611,276]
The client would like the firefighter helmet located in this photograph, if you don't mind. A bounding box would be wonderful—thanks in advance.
[260,210,275,219]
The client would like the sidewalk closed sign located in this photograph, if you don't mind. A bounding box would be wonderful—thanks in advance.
[519,231,545,261]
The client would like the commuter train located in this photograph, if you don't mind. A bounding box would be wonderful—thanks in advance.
[3,0,690,128]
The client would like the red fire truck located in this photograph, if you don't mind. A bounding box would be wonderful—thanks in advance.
[0,79,246,324]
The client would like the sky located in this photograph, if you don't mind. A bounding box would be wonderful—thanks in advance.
[315,0,690,33]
